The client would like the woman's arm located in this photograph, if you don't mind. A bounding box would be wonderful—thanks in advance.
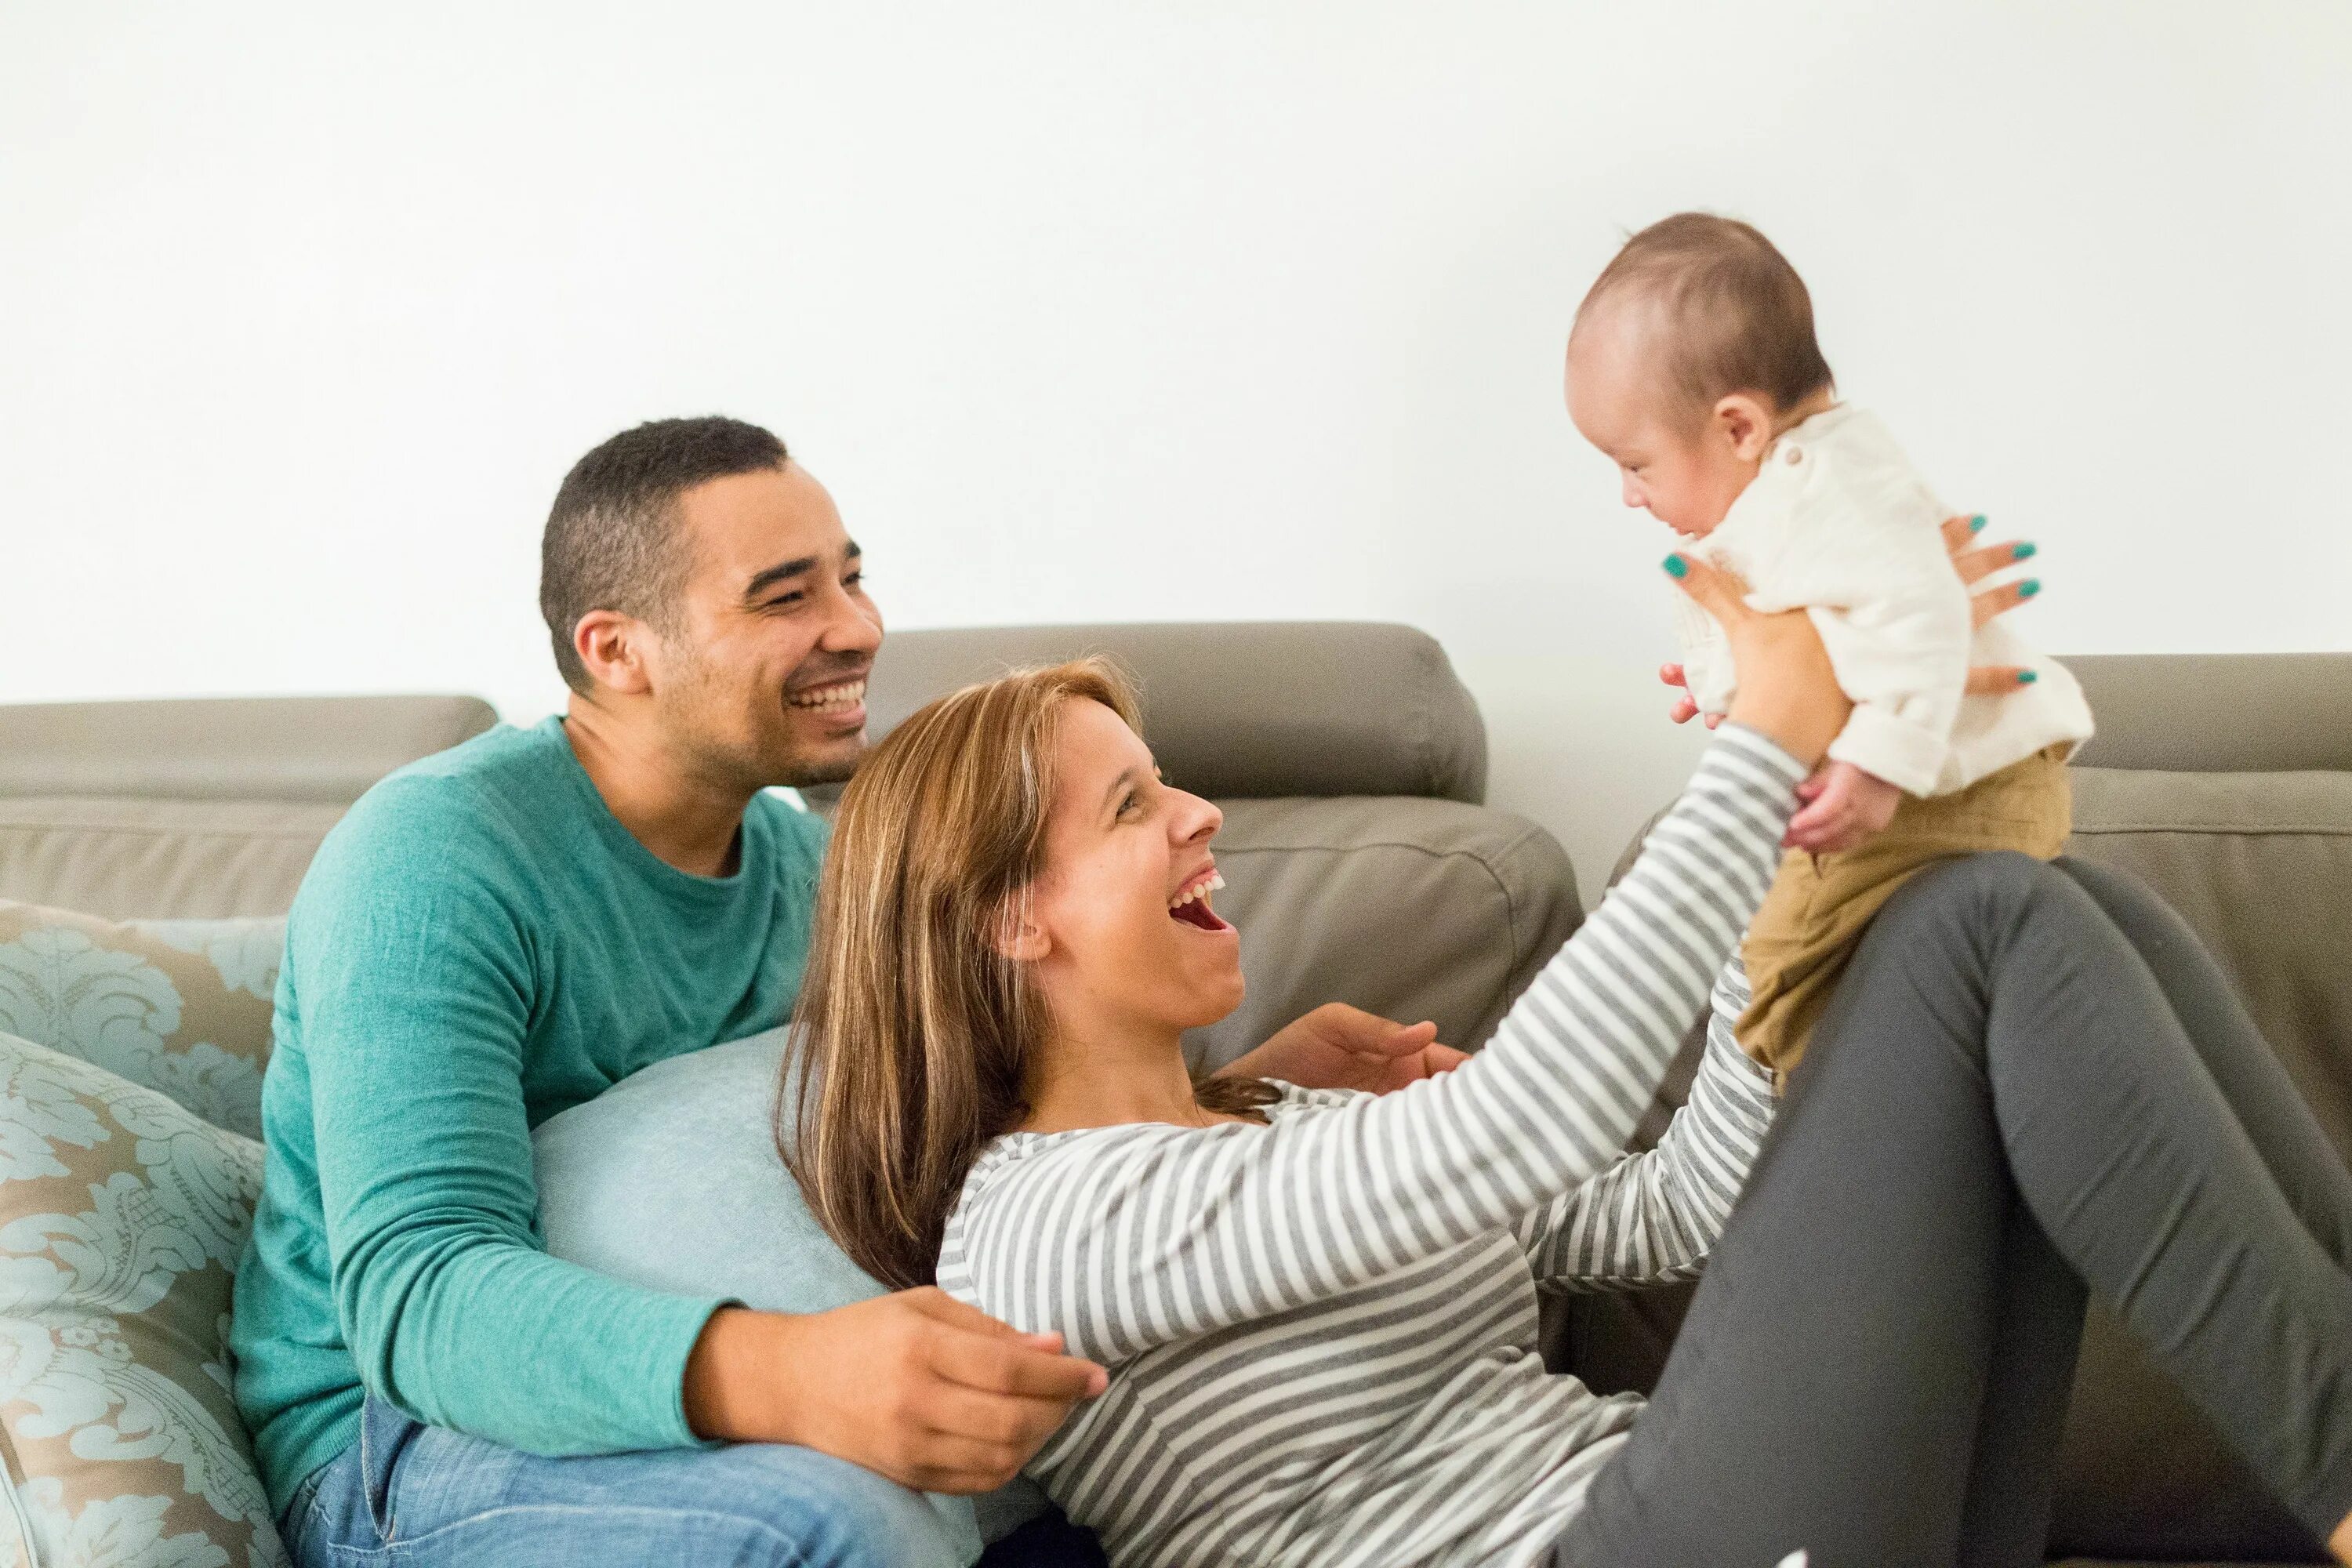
[946,724,1809,1363]
[1516,960,1774,1290]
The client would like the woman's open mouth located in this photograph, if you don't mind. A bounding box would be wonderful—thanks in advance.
[1168,869,1232,932]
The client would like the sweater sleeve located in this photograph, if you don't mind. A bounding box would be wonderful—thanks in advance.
[1515,960,1774,1289]
[946,728,1807,1364]
[296,779,729,1455]
[1750,501,1973,797]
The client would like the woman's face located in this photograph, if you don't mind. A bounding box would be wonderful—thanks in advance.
[1019,697,1244,1037]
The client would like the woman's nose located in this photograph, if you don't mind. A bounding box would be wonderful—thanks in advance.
[1173,789,1221,844]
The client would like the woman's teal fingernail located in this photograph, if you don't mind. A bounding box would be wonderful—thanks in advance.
[2019,578,2042,597]
[1663,554,1689,579]
[2016,669,2039,684]
[1968,514,1988,533]
[2012,541,2037,561]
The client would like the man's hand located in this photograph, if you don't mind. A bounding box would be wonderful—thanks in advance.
[1661,514,2048,722]
[1218,1002,1468,1091]
[682,1292,1106,1494]
[1785,760,1904,854]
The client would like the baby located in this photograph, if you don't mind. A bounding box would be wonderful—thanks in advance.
[1565,212,2095,1084]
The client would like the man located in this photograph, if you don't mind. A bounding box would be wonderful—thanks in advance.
[231,416,1463,1566]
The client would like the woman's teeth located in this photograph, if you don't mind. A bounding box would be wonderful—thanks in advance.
[1169,872,1225,913]
[787,680,866,712]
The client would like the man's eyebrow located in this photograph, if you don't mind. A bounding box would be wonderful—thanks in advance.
[743,542,863,602]
[742,556,819,601]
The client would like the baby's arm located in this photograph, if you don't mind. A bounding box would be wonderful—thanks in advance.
[1762,509,1974,801]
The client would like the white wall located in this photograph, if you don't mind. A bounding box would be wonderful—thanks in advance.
[6,2,2349,891]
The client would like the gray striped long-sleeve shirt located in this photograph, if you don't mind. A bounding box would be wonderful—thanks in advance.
[938,726,1806,1568]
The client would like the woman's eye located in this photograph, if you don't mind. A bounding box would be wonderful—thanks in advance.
[1117,793,1142,818]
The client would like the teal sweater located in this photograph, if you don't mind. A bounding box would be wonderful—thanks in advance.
[230,717,830,1515]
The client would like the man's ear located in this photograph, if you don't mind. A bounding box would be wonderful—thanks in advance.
[1711,393,1774,463]
[991,896,1051,964]
[574,610,655,697]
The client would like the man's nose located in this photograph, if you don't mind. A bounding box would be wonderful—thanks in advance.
[818,586,884,655]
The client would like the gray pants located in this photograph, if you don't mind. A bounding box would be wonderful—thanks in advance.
[1551,853,2352,1568]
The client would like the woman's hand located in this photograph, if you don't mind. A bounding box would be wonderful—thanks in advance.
[1660,514,2047,723]
[1664,551,1851,768]
[1943,512,2045,690]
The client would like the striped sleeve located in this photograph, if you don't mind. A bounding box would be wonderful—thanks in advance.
[946,726,1809,1365]
[1515,959,1776,1288]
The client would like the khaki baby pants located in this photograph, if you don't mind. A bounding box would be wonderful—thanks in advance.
[1737,746,2074,1083]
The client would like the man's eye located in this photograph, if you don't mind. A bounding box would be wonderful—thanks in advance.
[843,571,864,590]
[1118,793,1142,818]
[764,592,804,610]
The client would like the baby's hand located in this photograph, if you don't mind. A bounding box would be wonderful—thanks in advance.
[1785,761,1903,854]
[1659,664,1724,729]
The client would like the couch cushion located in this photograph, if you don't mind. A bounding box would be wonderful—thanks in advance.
[0,1029,284,1567]
[0,696,498,806]
[864,624,1490,803]
[0,798,349,921]
[1175,796,1583,1071]
[0,902,280,1142]
[532,1028,1022,1555]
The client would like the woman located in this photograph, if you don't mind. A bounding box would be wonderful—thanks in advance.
[786,554,2352,1568]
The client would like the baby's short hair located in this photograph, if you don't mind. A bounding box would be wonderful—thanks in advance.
[1573,212,1835,423]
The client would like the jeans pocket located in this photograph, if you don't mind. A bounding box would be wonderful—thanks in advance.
[357,1396,426,1544]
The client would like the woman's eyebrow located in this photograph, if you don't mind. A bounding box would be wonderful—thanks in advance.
[1101,766,1140,814]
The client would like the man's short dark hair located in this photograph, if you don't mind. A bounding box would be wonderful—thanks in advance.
[539,416,790,691]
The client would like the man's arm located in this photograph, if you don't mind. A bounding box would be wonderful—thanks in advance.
[300,783,730,1455]
[304,780,1104,1486]
[682,1293,1105,1494]
[1217,1004,1468,1092]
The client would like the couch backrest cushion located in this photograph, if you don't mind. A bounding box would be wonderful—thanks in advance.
[2064,767,2352,1155]
[0,1029,283,1568]
[0,901,281,1139]
[0,696,496,921]
[864,623,1490,803]
[1177,796,1583,1069]
[0,798,347,921]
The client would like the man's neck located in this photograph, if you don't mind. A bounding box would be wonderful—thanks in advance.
[561,699,756,879]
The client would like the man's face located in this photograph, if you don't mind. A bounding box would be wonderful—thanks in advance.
[647,462,884,791]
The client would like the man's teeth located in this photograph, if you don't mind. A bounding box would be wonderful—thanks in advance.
[1169,872,1226,910]
[788,680,867,712]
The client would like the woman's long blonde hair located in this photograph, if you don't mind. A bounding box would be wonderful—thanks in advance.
[783,658,1272,1290]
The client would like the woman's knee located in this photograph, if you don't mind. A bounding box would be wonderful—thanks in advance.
[1867,851,2076,953]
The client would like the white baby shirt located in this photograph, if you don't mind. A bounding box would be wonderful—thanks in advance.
[1672,405,2093,797]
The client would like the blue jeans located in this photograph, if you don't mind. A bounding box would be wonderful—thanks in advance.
[280,1396,975,1567]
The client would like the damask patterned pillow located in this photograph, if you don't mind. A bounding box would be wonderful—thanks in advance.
[0,1029,284,1568]
[0,902,280,1141]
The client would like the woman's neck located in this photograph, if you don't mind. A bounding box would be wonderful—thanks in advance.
[1018,1020,1221,1134]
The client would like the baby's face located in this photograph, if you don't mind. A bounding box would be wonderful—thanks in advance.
[1564,327,1757,539]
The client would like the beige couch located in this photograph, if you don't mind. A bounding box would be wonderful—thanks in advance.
[2,631,2346,1566]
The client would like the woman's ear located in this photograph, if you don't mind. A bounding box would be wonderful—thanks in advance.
[1711,393,1774,463]
[991,898,1051,964]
